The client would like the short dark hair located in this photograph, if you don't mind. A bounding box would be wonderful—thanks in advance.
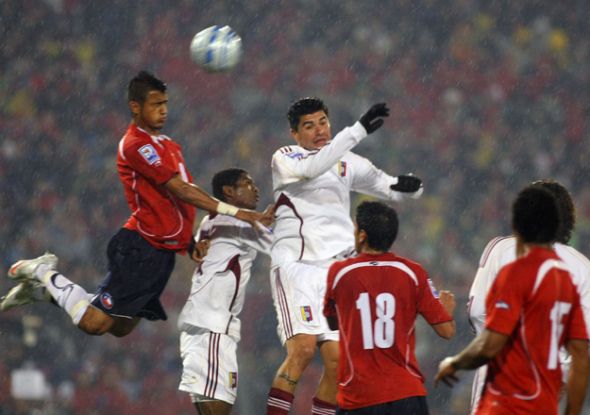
[531,180,575,244]
[212,168,247,201]
[355,201,399,252]
[128,70,167,103]
[287,97,329,131]
[512,186,559,244]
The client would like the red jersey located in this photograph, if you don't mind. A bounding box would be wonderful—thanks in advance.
[117,123,196,251]
[323,252,452,410]
[478,247,588,415]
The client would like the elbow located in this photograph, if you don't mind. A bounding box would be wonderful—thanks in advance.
[438,321,456,339]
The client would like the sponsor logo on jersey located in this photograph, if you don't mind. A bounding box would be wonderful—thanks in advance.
[138,144,161,165]
[229,372,238,389]
[427,278,440,298]
[338,161,347,177]
[495,300,510,310]
[300,305,313,322]
[100,292,114,309]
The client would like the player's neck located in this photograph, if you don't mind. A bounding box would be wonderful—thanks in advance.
[133,120,162,136]
[522,243,554,255]
[359,247,386,255]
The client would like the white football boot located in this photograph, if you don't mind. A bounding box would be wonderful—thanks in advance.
[0,282,50,311]
[7,252,58,284]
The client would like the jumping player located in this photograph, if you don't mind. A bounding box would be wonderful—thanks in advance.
[177,168,273,415]
[1,71,273,338]
[466,180,590,414]
[266,97,424,414]
[436,185,589,415]
[324,201,456,414]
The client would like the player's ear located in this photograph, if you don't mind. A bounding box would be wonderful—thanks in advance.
[129,100,140,116]
[222,185,235,202]
[290,128,301,145]
[358,229,368,245]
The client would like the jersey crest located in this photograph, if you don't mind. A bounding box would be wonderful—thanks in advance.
[100,292,114,309]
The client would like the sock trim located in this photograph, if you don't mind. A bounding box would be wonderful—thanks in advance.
[41,271,58,285]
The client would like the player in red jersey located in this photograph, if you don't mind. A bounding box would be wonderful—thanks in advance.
[436,186,589,415]
[323,201,456,414]
[2,70,273,338]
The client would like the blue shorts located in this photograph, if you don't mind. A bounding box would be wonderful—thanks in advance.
[336,396,429,415]
[91,228,176,321]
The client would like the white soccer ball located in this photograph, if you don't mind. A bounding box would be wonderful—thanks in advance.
[189,25,243,72]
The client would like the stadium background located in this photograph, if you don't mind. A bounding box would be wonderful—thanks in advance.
[1,0,589,413]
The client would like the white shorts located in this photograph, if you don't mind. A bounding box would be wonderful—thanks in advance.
[270,261,339,345]
[178,329,238,405]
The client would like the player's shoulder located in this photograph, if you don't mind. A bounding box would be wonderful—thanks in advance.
[198,213,246,242]
[273,145,317,160]
[479,235,516,267]
[555,243,590,269]
[205,212,244,227]
[119,125,153,154]
[328,255,357,272]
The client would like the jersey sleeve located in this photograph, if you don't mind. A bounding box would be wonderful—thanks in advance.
[122,139,178,185]
[566,290,589,341]
[347,152,406,202]
[468,238,510,335]
[271,122,366,190]
[323,263,339,319]
[416,269,452,325]
[484,265,525,335]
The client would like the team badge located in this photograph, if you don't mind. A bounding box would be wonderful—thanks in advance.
[100,292,114,309]
[229,372,238,389]
[286,151,304,160]
[300,306,313,322]
[138,144,161,165]
[427,278,440,298]
[338,161,347,177]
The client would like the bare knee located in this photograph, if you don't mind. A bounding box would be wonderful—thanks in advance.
[320,341,339,375]
[109,317,140,337]
[78,307,114,336]
[286,335,317,369]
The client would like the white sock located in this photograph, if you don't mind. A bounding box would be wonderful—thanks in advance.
[40,271,90,326]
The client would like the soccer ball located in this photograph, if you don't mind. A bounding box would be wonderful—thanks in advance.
[189,25,243,72]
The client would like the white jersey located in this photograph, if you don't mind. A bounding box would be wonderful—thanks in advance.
[271,121,417,266]
[467,235,590,414]
[177,213,272,340]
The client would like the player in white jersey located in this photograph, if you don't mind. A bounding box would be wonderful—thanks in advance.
[467,180,590,414]
[177,168,273,415]
[265,98,424,415]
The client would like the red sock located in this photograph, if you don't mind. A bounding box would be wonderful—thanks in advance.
[266,387,294,414]
[312,396,337,415]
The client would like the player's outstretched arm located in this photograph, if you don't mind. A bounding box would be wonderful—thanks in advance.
[359,103,389,134]
[435,329,509,387]
[165,175,273,229]
[565,339,590,415]
[390,174,424,199]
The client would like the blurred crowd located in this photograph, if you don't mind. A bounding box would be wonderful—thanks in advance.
[1,0,589,414]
